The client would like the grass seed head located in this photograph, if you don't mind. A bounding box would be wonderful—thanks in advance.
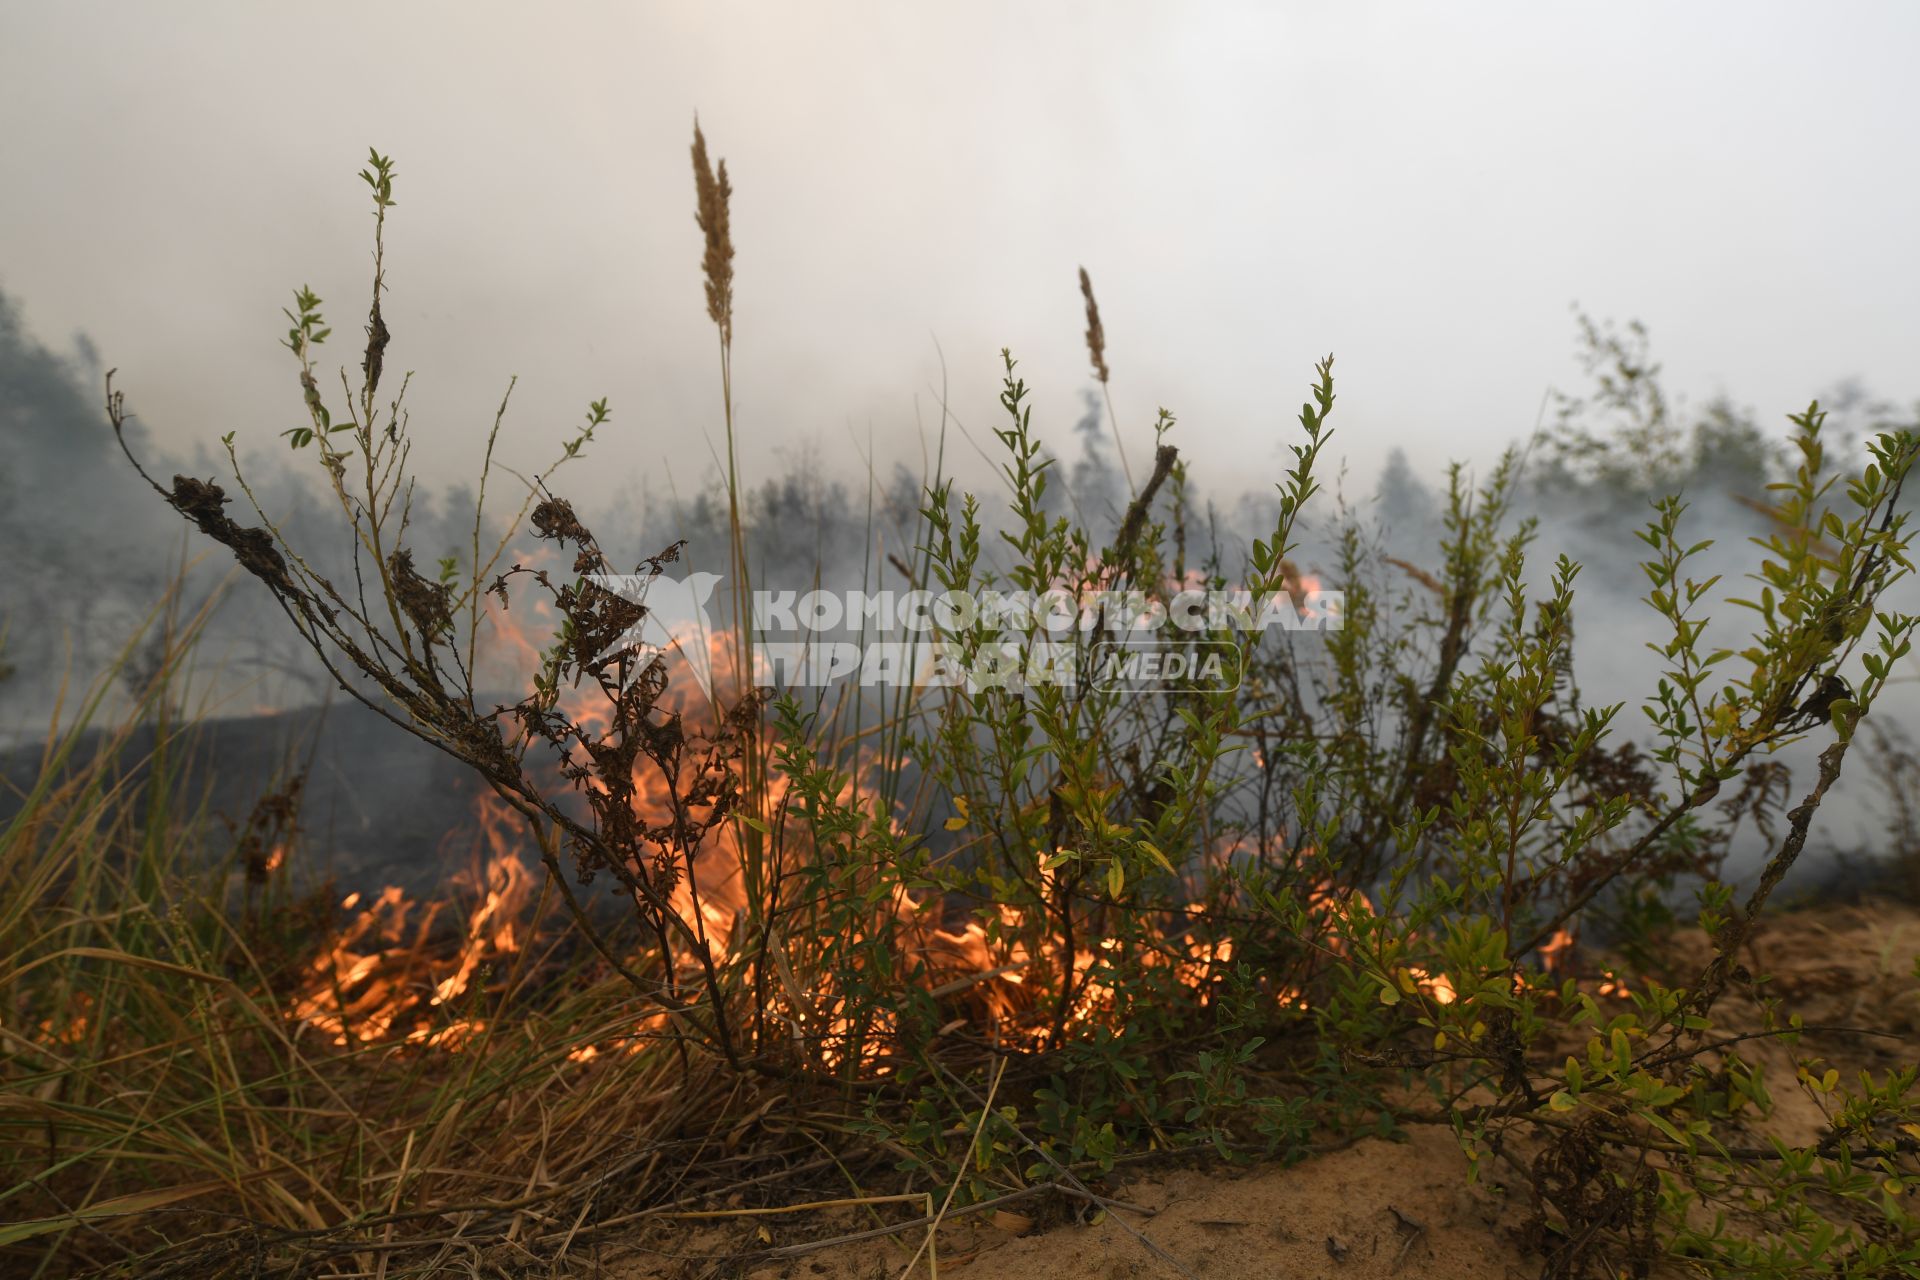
[1079,265,1110,385]
[691,120,735,345]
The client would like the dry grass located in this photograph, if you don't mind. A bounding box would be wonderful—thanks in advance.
[0,612,792,1277]
[691,120,735,347]
[1078,265,1134,491]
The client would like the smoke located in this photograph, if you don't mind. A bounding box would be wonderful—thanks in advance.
[0,285,496,740]
[0,289,184,734]
[1342,356,1920,887]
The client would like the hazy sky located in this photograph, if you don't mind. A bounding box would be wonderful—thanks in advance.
[3,2,1917,511]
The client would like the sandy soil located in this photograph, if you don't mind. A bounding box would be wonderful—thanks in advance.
[600,1128,1532,1280]
[598,901,1920,1280]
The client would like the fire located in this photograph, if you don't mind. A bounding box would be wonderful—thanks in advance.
[1538,928,1576,973]
[283,589,761,1056]
[290,793,535,1048]
[30,991,94,1048]
[275,571,1625,1073]
[1528,926,1632,1000]
[1410,967,1458,1005]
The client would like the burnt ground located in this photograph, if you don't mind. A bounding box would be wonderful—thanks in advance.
[0,699,492,897]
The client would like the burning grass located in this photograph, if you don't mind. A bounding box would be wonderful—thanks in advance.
[0,660,712,1270]
[6,133,1920,1279]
